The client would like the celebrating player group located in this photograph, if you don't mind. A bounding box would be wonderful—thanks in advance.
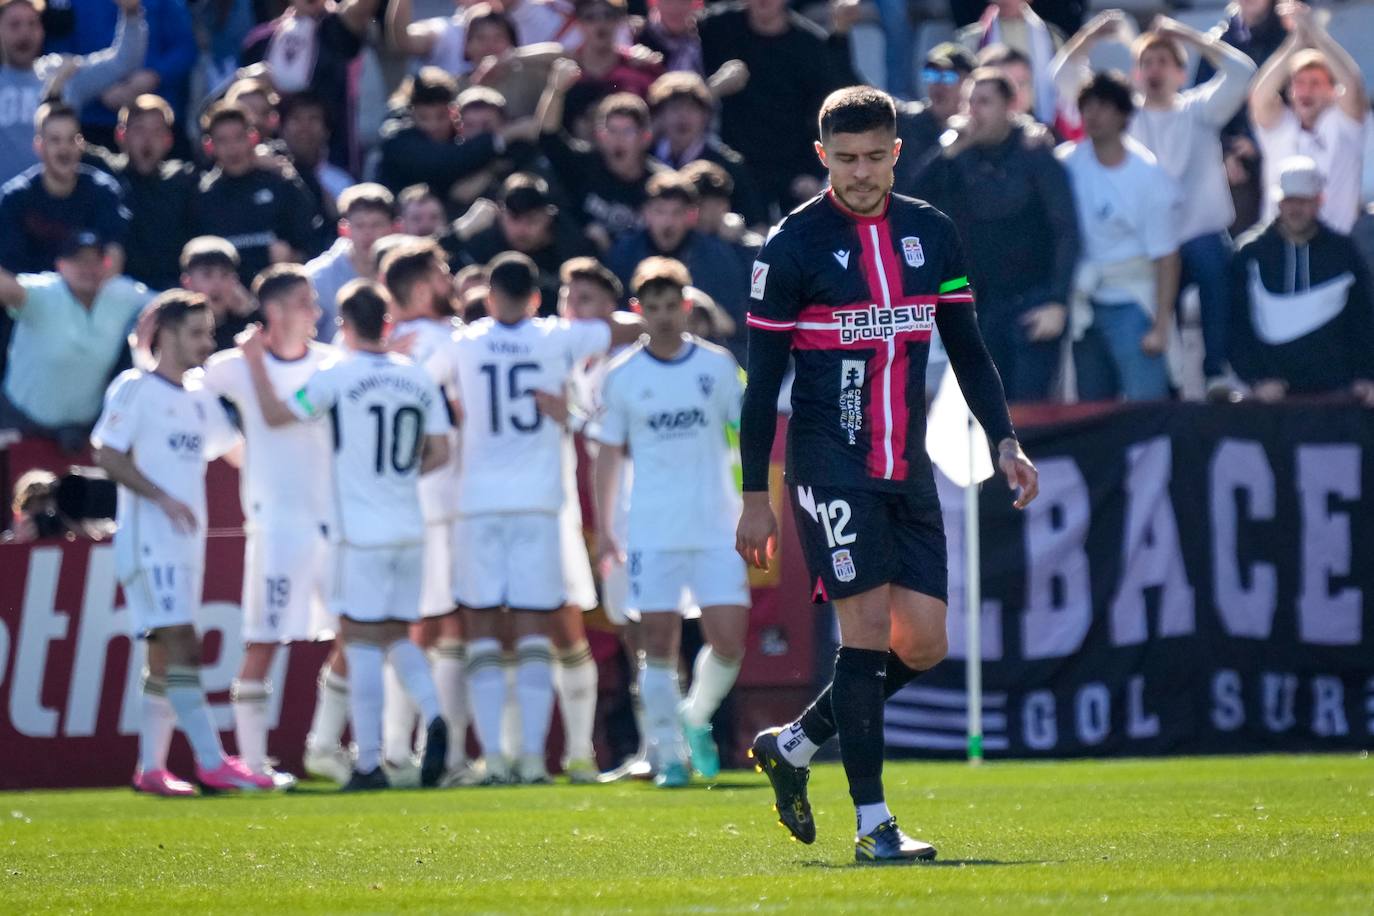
[95,84,1038,864]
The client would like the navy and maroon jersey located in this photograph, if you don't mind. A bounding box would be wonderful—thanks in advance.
[744,190,975,494]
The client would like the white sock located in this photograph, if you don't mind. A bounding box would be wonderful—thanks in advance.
[465,639,505,760]
[630,674,648,758]
[307,664,349,751]
[139,672,175,772]
[515,635,555,758]
[433,640,469,767]
[382,660,418,764]
[165,666,225,770]
[639,656,685,766]
[230,678,271,773]
[857,801,894,837]
[777,721,821,767]
[387,639,442,724]
[554,640,598,763]
[343,642,385,773]
[500,651,521,760]
[681,647,741,729]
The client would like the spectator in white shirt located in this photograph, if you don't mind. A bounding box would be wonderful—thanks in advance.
[1249,1,1367,234]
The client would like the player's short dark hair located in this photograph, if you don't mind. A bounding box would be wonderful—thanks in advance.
[464,4,518,48]
[631,256,692,300]
[252,263,311,306]
[408,67,459,108]
[488,251,538,302]
[200,100,252,136]
[560,256,622,301]
[180,236,240,273]
[969,67,1015,103]
[645,171,699,207]
[597,93,650,131]
[1078,70,1136,117]
[456,86,508,116]
[818,86,896,140]
[148,289,211,355]
[680,160,733,200]
[278,89,330,127]
[337,279,391,342]
[118,93,174,131]
[647,71,713,114]
[35,100,79,134]
[381,239,446,304]
[339,182,397,220]
[454,263,490,292]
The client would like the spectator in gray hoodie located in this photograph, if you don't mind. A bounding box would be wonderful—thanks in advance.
[0,0,147,184]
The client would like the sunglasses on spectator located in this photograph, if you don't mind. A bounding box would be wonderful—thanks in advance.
[922,68,963,85]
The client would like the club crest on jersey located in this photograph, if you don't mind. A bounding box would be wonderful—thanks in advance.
[698,374,714,398]
[901,236,924,267]
[750,261,769,300]
[831,549,857,583]
[835,302,936,345]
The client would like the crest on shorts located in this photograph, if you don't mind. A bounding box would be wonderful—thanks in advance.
[831,549,857,583]
[194,402,206,421]
[698,374,714,398]
[901,236,924,268]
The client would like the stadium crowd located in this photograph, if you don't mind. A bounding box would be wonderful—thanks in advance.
[1,0,1373,790]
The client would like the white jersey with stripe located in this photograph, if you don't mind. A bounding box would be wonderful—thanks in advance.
[92,369,241,578]
[287,350,450,548]
[395,316,464,522]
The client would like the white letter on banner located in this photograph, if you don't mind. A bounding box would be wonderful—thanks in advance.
[9,548,68,737]
[1110,437,1196,646]
[1210,669,1245,731]
[1075,682,1111,746]
[1296,445,1362,646]
[1311,676,1349,737]
[1210,440,1277,638]
[1021,458,1092,660]
[1022,690,1058,750]
[1262,672,1298,732]
[1126,674,1160,738]
[64,545,123,736]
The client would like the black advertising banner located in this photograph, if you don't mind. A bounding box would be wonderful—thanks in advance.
[888,403,1374,757]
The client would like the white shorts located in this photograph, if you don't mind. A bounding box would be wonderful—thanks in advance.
[560,495,598,612]
[454,512,564,611]
[123,562,204,637]
[242,525,332,643]
[599,557,638,625]
[628,547,751,615]
[330,543,424,623]
[421,520,457,618]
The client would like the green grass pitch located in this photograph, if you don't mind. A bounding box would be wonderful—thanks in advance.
[2,755,1371,913]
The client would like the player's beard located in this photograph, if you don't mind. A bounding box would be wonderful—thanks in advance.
[833,173,894,217]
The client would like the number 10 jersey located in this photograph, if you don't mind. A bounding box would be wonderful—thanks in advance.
[450,316,611,516]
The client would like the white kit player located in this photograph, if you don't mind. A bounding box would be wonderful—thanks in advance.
[378,240,469,782]
[93,290,276,796]
[450,252,643,785]
[593,258,751,788]
[202,265,338,789]
[241,280,452,791]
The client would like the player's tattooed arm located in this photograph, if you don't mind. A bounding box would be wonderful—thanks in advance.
[94,446,197,533]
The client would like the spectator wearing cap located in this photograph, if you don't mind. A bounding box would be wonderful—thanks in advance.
[915,68,1079,402]
[306,184,401,338]
[1249,1,1366,234]
[538,60,669,252]
[448,87,544,208]
[398,184,447,238]
[178,236,259,352]
[193,102,322,287]
[446,173,595,311]
[561,0,664,134]
[1228,156,1374,407]
[0,0,147,185]
[894,42,977,195]
[647,71,766,229]
[376,68,540,214]
[699,0,858,215]
[86,94,197,293]
[241,0,380,171]
[607,170,749,358]
[1058,71,1180,402]
[0,230,150,445]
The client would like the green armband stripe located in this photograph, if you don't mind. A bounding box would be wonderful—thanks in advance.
[939,276,969,294]
[294,389,316,416]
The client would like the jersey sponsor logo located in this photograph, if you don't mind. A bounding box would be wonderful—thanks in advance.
[834,302,936,345]
[902,236,925,267]
[750,261,769,300]
[647,408,708,433]
[166,432,203,454]
[831,548,857,583]
[833,249,850,269]
[839,359,865,445]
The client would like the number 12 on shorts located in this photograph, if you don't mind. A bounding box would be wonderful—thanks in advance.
[796,485,855,548]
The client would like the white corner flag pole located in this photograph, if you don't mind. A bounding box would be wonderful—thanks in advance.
[964,412,984,765]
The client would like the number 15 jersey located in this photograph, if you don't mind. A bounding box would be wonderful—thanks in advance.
[450,316,611,516]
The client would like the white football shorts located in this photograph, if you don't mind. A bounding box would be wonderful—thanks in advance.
[560,491,598,612]
[420,520,457,618]
[627,547,751,615]
[123,561,204,637]
[330,542,424,623]
[453,512,564,611]
[241,524,332,642]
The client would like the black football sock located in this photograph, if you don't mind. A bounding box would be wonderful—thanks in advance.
[831,646,889,808]
[797,650,922,746]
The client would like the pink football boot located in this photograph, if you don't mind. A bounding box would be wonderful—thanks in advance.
[196,756,276,793]
[132,768,197,797]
